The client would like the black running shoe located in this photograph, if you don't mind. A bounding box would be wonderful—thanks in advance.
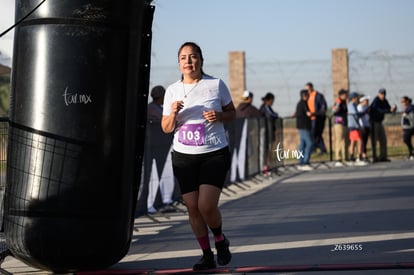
[215,236,232,266]
[193,250,216,271]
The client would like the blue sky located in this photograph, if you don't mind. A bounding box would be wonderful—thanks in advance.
[150,0,414,64]
[1,0,413,114]
[2,0,413,64]
[149,0,414,113]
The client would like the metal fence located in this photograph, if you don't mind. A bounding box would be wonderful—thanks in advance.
[0,118,8,261]
[0,114,409,218]
[282,112,409,164]
[137,113,411,214]
[136,117,284,215]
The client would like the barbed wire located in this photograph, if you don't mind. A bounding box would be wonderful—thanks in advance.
[149,50,414,116]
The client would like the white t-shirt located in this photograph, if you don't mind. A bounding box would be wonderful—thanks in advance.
[163,75,232,154]
[357,104,370,128]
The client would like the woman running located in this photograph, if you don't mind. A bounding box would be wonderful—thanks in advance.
[161,42,235,270]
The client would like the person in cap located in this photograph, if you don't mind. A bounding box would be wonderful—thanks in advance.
[347,92,368,165]
[259,92,279,119]
[401,96,414,160]
[235,90,262,118]
[332,89,349,164]
[147,85,166,121]
[369,88,397,162]
[357,95,371,161]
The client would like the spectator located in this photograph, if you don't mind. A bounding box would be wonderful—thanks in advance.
[369,88,397,162]
[259,92,278,176]
[146,85,175,214]
[357,96,371,161]
[401,96,414,160]
[147,85,165,121]
[236,90,262,118]
[305,82,327,155]
[260,92,279,119]
[347,92,367,165]
[332,89,349,165]
[295,89,313,171]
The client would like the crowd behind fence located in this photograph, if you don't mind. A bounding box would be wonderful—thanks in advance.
[0,115,409,217]
[137,113,410,215]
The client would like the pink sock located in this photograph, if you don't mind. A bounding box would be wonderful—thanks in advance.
[197,235,211,250]
[210,224,225,242]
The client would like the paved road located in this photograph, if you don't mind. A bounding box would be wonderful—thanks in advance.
[3,159,414,274]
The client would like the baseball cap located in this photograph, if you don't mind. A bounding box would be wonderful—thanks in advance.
[378,88,386,94]
[359,96,370,102]
[349,92,359,99]
[242,90,253,100]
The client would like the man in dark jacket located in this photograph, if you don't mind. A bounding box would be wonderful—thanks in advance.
[305,82,327,155]
[296,89,313,171]
[369,88,397,162]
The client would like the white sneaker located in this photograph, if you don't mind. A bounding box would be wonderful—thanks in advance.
[355,158,368,166]
[334,161,344,167]
[298,164,313,171]
[409,156,414,161]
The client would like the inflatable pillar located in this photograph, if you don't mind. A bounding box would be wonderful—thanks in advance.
[4,0,154,272]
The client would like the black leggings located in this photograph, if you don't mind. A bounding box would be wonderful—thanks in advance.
[403,128,414,156]
[361,127,370,155]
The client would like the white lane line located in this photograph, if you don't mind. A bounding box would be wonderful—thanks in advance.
[386,248,414,253]
[133,225,172,236]
[122,232,414,262]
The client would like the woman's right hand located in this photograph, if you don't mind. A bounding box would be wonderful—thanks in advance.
[162,100,184,133]
[171,100,184,114]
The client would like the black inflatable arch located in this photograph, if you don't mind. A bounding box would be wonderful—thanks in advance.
[4,0,154,272]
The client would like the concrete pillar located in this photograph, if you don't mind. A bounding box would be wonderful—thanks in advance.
[228,51,246,107]
[331,48,349,100]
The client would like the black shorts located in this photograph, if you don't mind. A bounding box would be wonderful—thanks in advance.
[172,147,231,194]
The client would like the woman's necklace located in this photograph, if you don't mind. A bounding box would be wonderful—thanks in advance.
[182,80,200,98]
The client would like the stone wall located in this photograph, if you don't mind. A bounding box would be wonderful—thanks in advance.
[331,48,349,99]
[228,51,246,107]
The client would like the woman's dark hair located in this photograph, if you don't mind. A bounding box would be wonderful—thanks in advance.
[300,89,309,97]
[178,42,204,61]
[262,92,275,101]
[402,96,412,104]
[177,42,207,78]
[338,89,348,96]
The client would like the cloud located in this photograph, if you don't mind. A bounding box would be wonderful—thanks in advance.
[0,50,11,67]
[0,0,15,60]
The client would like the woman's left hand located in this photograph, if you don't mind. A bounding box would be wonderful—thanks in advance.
[203,110,221,122]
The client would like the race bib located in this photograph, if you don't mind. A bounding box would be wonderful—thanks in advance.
[178,123,205,146]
